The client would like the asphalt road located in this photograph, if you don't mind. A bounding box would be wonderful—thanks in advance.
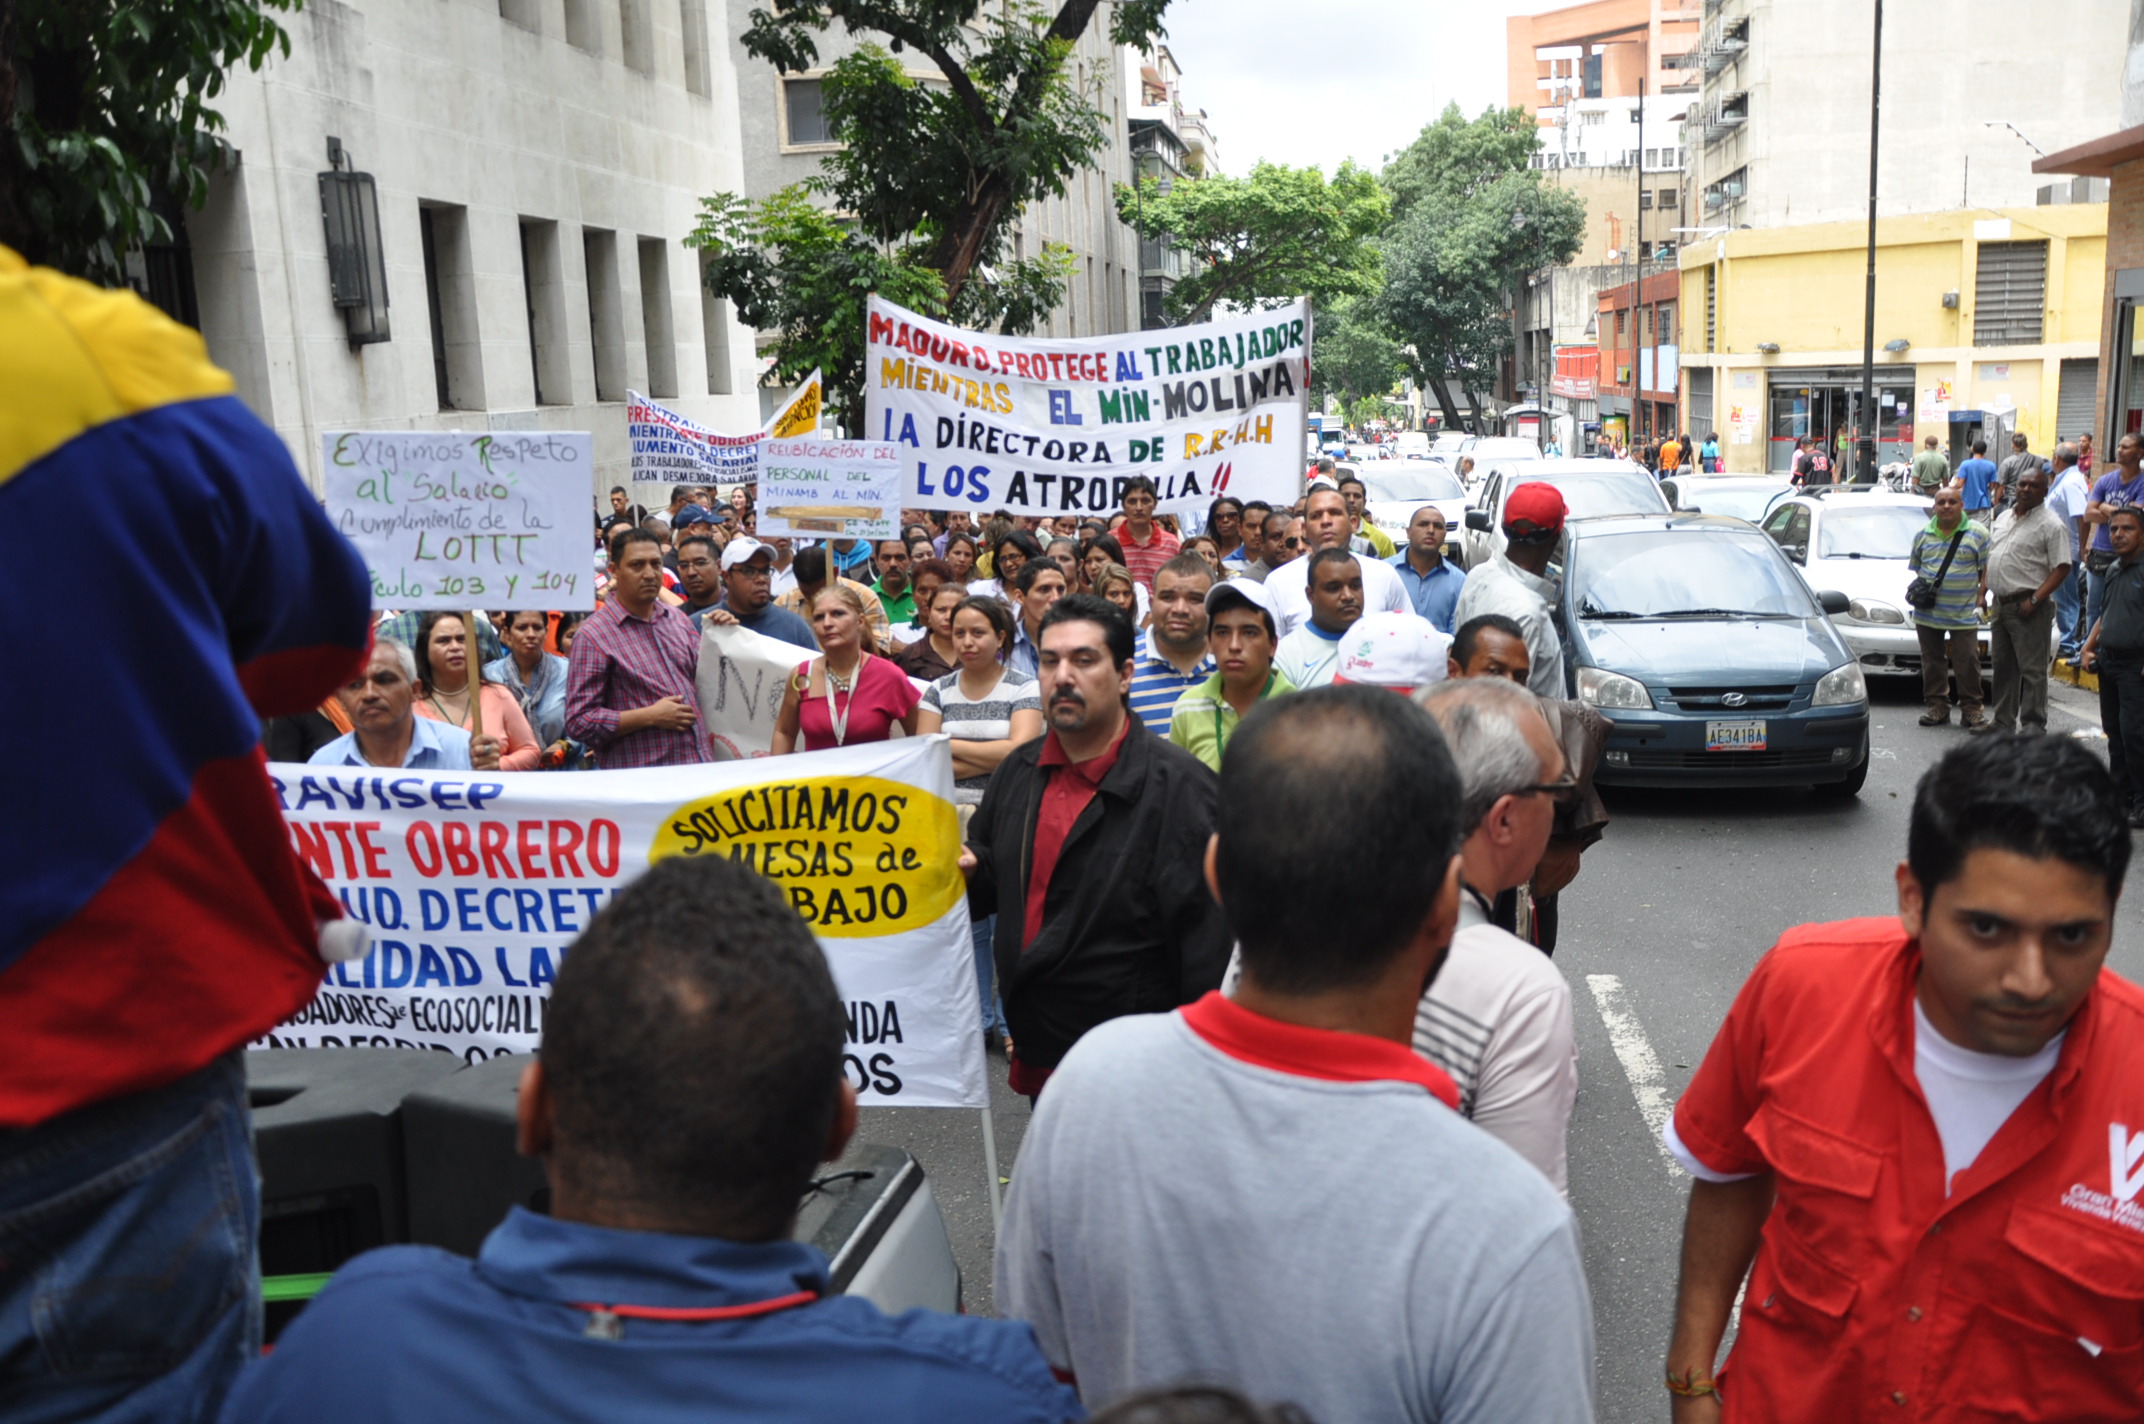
[859,673,2141,1419]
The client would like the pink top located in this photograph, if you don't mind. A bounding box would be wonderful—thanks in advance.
[414,682,542,770]
[796,655,921,752]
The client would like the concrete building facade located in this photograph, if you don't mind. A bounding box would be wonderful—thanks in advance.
[178,0,762,496]
[1678,204,2107,474]
[1507,0,1700,119]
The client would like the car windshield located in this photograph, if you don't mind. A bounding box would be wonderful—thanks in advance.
[1362,467,1464,502]
[1817,505,1928,559]
[1573,530,1814,619]
[1533,473,1671,520]
[1681,484,1791,521]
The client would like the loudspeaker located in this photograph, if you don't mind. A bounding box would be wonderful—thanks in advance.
[400,1052,548,1257]
[245,1048,468,1337]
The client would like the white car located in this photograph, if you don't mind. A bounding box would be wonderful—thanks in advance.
[1338,459,1470,564]
[1461,458,1669,568]
[1757,491,1990,679]
[1469,436,1547,464]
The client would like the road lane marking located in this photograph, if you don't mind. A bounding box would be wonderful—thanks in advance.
[1586,973,1685,1177]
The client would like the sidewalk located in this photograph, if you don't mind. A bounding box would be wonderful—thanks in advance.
[2054,657,2099,695]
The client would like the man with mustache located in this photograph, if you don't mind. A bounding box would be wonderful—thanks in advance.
[960,594,1231,1100]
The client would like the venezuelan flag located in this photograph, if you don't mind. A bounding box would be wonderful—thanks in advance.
[0,247,371,1127]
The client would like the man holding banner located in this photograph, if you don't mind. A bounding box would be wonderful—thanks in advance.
[567,528,714,768]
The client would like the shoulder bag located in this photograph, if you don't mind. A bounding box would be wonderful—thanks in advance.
[1905,527,1966,610]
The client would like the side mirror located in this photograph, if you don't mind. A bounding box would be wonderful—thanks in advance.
[1817,589,1850,615]
[1465,509,1493,533]
[1680,504,1702,515]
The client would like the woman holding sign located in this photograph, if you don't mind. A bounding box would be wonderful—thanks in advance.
[412,611,542,771]
[771,585,921,754]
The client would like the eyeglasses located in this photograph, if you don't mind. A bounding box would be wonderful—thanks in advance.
[1514,776,1580,805]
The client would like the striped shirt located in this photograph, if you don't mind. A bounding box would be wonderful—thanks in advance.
[563,598,715,767]
[1907,518,1991,631]
[1129,632,1215,734]
[1117,523,1181,590]
[922,669,1041,804]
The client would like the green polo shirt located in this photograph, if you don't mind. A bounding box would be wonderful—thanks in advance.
[872,580,916,626]
[1166,668,1299,771]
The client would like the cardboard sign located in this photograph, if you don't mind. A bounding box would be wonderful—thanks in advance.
[755,438,903,541]
[865,294,1311,516]
[323,431,593,611]
[258,739,987,1109]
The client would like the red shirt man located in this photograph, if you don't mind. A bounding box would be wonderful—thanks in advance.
[1664,735,2144,1424]
[1114,475,1180,591]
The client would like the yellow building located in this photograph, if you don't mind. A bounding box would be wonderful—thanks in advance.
[1679,204,2107,475]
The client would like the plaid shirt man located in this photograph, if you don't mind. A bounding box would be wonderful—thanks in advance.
[563,598,714,767]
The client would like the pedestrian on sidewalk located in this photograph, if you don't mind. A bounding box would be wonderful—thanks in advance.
[1908,486,1990,728]
[1662,733,2144,1424]
[2082,431,2144,643]
[1909,433,1950,497]
[2080,506,2144,826]
[2046,443,2092,660]
[1980,466,2070,735]
[1955,438,1998,524]
[1993,430,2041,515]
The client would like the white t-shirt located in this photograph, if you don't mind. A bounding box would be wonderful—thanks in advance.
[2048,467,2092,560]
[1414,892,1578,1195]
[1265,552,1409,638]
[1272,621,1348,689]
[1666,998,2060,1195]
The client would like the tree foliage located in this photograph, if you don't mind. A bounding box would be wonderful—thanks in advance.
[1309,296,1403,410]
[1374,104,1585,428]
[1,0,299,283]
[1114,160,1387,324]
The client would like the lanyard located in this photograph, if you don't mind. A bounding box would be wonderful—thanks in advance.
[1213,673,1273,751]
[574,1289,819,1340]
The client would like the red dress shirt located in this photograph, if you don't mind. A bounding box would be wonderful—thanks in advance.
[1674,918,2144,1423]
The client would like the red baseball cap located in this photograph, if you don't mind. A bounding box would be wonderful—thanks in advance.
[1502,482,1567,538]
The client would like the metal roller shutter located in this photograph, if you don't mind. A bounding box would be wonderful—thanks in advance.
[1974,241,2048,346]
[2056,358,2098,446]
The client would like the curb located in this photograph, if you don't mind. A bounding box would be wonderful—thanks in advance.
[2055,659,2099,695]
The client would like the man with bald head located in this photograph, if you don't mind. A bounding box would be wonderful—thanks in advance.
[1266,486,1410,638]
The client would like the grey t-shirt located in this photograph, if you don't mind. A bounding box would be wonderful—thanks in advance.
[996,1005,1596,1424]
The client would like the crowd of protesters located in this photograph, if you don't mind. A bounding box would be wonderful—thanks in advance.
[13,246,2144,1424]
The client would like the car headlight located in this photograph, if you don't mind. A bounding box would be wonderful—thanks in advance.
[1845,598,1907,625]
[1577,667,1654,710]
[1812,662,1868,707]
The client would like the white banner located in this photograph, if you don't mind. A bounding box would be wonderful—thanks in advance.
[324,431,595,611]
[757,437,903,542]
[256,739,987,1109]
[696,622,815,760]
[627,374,823,491]
[865,294,1311,517]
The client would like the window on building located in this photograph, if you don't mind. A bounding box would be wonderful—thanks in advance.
[498,0,538,31]
[519,219,570,406]
[1658,187,1679,208]
[638,238,677,399]
[582,229,626,403]
[563,0,599,54]
[1639,190,1653,211]
[1615,309,1626,338]
[620,0,653,74]
[1704,265,1717,353]
[785,78,835,146]
[1973,240,2049,346]
[419,204,481,411]
[699,251,734,395]
[1581,109,1604,126]
[1657,303,1674,338]
[680,0,712,96]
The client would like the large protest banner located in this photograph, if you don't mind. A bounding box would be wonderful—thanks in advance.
[865,294,1311,518]
[626,373,824,492]
[323,431,596,610]
[696,623,815,760]
[756,438,903,542]
[258,738,987,1110]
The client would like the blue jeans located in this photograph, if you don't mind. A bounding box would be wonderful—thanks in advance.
[971,914,1005,1036]
[0,1052,260,1424]
[2055,564,2083,657]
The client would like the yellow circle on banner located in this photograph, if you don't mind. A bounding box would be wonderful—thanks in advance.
[649,775,962,937]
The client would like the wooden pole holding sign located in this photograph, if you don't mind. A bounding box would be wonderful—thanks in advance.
[468,608,486,755]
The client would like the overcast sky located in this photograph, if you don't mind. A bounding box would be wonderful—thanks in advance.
[1156,0,1547,176]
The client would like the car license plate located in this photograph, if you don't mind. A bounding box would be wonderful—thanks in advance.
[1706,720,1768,752]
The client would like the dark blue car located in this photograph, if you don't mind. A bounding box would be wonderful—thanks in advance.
[1561,514,1871,796]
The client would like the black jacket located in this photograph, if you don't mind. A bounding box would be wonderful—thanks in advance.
[966,722,1230,1070]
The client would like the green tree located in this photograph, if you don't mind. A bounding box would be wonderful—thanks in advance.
[1114,160,1388,324]
[1375,104,1584,429]
[1309,296,1404,411]
[739,0,1169,305]
[1,0,300,283]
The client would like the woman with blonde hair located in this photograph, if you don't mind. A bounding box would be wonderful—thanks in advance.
[771,583,921,753]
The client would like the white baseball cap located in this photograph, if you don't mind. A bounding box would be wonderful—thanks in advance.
[1204,577,1276,622]
[720,537,774,571]
[1333,612,1452,693]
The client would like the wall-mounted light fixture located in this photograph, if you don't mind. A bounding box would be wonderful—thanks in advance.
[1883,338,1910,353]
[1756,342,1780,354]
[319,137,390,348]
[1941,291,1959,309]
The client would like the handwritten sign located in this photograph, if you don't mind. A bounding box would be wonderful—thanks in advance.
[756,438,902,542]
[696,623,816,760]
[324,431,594,611]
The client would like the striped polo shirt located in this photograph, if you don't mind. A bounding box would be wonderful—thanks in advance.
[1129,632,1215,734]
[1908,517,1991,631]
